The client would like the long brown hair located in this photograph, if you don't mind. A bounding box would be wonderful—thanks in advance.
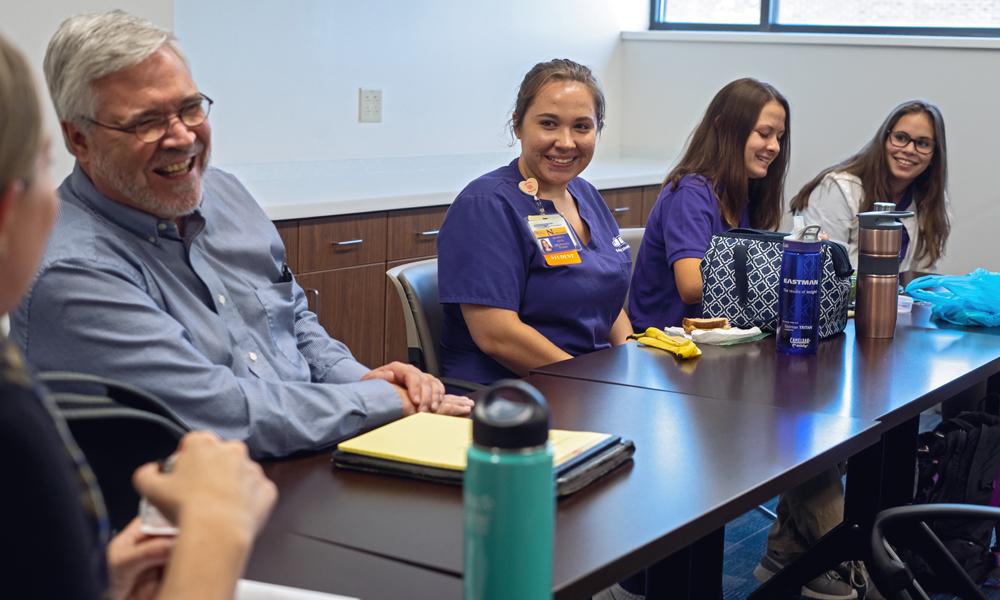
[664,78,789,230]
[790,100,949,265]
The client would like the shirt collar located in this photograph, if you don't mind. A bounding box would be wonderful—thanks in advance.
[67,163,198,245]
[504,157,588,210]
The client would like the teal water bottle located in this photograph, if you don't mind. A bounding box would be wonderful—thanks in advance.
[464,380,554,600]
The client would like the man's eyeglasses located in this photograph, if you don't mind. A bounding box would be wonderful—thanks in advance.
[886,130,935,155]
[84,94,213,144]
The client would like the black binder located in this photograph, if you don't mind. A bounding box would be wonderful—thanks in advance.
[332,435,634,498]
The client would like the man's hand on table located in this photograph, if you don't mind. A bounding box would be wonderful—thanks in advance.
[364,361,473,416]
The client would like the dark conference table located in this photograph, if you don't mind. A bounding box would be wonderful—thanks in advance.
[533,312,1000,430]
[532,311,1000,597]
[246,529,462,599]
[247,375,878,600]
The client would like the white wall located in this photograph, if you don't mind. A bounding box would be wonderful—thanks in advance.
[620,35,1000,273]
[7,4,995,274]
[173,0,648,166]
[1,0,174,179]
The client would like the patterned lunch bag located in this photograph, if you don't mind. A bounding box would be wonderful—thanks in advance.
[700,229,854,338]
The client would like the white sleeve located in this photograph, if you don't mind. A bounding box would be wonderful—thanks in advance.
[797,176,860,268]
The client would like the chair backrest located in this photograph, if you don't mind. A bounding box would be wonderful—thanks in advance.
[619,227,645,309]
[41,371,190,428]
[386,259,442,375]
[619,227,645,276]
[58,406,186,531]
[41,372,190,531]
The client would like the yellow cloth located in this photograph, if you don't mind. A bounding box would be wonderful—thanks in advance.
[629,327,702,359]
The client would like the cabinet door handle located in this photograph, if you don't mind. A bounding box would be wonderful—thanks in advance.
[418,230,440,238]
[332,239,364,247]
[304,288,321,321]
[613,207,631,214]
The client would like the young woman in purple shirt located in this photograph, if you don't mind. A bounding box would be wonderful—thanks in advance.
[437,59,633,385]
[628,78,789,330]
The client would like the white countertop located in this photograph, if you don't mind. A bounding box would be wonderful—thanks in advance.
[218,153,666,221]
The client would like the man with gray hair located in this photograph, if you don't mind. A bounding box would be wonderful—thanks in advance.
[12,10,473,458]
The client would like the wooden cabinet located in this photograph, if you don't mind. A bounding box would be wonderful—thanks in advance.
[299,213,387,272]
[298,264,387,369]
[600,187,644,228]
[295,212,388,368]
[387,206,446,261]
[282,206,449,370]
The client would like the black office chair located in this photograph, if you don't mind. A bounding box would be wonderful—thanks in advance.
[869,503,1000,600]
[40,372,190,531]
[385,259,483,393]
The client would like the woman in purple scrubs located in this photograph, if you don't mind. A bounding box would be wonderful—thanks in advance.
[628,78,789,330]
[437,59,633,385]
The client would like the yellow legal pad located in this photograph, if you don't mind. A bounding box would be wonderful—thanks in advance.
[336,412,613,471]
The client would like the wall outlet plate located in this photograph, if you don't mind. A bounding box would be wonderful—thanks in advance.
[359,88,382,123]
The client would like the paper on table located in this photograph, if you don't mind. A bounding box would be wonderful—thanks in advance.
[336,413,611,471]
[236,579,358,600]
[664,325,767,345]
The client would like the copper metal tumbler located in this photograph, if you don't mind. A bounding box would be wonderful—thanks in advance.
[855,209,913,338]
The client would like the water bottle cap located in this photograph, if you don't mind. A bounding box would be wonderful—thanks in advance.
[472,380,549,449]
[783,224,822,251]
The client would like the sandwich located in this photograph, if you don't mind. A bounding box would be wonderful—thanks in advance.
[682,317,730,334]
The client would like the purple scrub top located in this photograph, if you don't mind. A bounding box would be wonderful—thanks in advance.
[628,174,749,330]
[438,159,631,385]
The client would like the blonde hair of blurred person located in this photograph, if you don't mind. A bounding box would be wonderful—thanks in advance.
[0,31,276,600]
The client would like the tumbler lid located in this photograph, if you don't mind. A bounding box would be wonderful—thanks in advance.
[472,380,549,449]
[858,210,914,230]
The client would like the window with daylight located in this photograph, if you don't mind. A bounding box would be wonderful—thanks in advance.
[651,0,1000,36]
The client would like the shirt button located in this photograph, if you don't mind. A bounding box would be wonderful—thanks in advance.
[147,236,156,243]
[248,352,258,362]
[218,294,226,305]
[157,222,167,231]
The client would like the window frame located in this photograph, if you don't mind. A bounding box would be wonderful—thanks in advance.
[649,0,1000,38]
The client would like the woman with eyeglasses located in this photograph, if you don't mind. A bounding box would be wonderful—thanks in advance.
[791,100,950,271]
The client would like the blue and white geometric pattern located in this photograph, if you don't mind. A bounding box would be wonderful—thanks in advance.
[701,233,850,338]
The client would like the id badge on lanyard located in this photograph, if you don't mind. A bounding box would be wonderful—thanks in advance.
[519,178,582,267]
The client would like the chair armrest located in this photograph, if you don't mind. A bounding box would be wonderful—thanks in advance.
[870,503,1000,599]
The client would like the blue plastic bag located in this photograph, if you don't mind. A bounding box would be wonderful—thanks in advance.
[905,269,1000,327]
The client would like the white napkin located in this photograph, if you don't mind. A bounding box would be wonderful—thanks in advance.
[662,326,764,345]
[691,326,763,345]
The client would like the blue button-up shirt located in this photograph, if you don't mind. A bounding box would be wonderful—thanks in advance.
[11,165,401,458]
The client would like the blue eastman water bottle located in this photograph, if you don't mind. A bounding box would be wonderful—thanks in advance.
[776,221,823,355]
[464,380,554,600]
